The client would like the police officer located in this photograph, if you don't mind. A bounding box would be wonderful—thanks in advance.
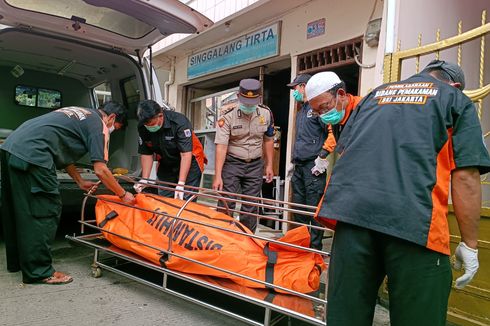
[287,74,329,250]
[1,102,134,285]
[213,78,275,233]
[134,100,206,200]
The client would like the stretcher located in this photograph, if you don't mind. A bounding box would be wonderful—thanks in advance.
[66,177,331,325]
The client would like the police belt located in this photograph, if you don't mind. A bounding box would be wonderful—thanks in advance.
[227,154,261,163]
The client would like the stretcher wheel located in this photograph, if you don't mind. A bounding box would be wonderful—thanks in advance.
[91,267,102,278]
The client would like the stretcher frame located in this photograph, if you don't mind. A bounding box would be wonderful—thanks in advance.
[67,177,331,326]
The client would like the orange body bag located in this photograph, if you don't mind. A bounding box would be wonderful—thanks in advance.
[95,194,325,294]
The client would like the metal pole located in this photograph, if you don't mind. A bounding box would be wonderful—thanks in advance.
[259,66,265,104]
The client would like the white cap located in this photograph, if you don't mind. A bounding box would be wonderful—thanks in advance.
[305,72,342,100]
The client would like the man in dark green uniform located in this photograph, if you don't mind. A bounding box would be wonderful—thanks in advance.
[1,102,135,284]
[317,61,490,325]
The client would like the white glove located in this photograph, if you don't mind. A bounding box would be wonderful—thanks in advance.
[133,179,153,193]
[452,242,479,289]
[311,156,329,176]
[174,181,185,200]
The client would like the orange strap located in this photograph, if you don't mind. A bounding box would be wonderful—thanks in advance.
[192,133,207,171]
[322,124,336,153]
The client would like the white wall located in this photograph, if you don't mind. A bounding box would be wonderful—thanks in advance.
[167,0,384,111]
[396,0,489,83]
[394,0,489,124]
[152,0,260,53]
[280,0,384,93]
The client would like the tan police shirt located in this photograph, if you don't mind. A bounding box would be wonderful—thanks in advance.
[214,103,275,161]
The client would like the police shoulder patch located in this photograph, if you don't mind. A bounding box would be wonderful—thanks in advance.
[258,104,273,116]
[220,103,237,116]
[217,118,225,128]
[138,136,143,145]
[258,104,273,121]
[184,129,192,137]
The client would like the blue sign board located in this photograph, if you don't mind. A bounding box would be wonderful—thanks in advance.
[188,23,280,79]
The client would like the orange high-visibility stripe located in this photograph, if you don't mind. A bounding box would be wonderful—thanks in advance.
[323,125,336,153]
[102,123,109,162]
[191,133,207,171]
[426,128,454,255]
[338,94,362,126]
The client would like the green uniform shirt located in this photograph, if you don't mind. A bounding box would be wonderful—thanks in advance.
[318,73,490,255]
[2,107,109,169]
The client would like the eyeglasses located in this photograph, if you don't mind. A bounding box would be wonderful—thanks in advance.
[310,93,335,114]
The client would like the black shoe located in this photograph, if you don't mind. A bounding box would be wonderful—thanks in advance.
[7,266,20,273]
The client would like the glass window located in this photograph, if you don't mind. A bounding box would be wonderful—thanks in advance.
[94,82,112,107]
[15,85,37,107]
[15,85,61,109]
[189,88,238,131]
[6,0,154,39]
[121,77,140,119]
[38,88,62,109]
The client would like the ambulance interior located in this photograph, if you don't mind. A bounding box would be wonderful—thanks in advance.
[0,0,212,216]
[0,28,145,169]
[0,28,148,214]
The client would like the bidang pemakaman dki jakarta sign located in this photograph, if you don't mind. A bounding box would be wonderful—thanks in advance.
[187,22,280,79]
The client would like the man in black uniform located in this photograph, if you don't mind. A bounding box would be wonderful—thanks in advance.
[287,74,329,250]
[134,100,206,200]
[317,60,490,325]
[1,102,134,284]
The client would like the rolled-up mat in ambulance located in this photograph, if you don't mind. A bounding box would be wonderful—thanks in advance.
[95,194,325,294]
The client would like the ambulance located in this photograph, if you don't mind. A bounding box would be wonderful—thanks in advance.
[0,0,212,211]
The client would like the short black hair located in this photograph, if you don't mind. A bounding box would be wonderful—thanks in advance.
[425,68,454,84]
[327,81,346,95]
[137,100,163,124]
[100,101,127,127]
[421,60,465,90]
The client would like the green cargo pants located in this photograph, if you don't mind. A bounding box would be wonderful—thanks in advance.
[1,150,61,283]
[327,221,452,326]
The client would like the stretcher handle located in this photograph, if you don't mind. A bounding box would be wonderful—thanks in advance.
[80,181,102,234]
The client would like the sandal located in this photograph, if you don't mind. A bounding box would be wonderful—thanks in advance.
[38,271,73,285]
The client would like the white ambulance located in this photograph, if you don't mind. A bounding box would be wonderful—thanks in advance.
[0,0,212,210]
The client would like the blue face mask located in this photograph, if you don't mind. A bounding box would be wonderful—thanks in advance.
[145,124,161,133]
[292,89,304,102]
[319,109,345,125]
[239,104,257,115]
